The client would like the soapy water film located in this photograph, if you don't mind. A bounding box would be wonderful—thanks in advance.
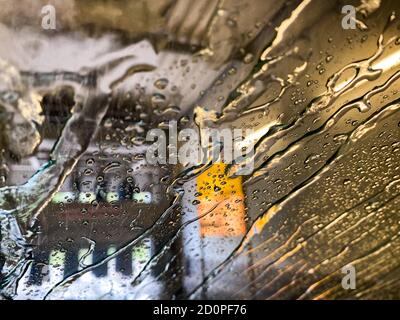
[0,0,400,299]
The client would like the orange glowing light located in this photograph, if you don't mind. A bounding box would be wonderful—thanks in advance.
[196,163,246,237]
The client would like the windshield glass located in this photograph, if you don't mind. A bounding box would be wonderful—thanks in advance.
[1,0,400,300]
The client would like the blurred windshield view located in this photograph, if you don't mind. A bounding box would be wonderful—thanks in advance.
[1,0,400,300]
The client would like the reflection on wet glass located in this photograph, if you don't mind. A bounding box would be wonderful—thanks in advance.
[1,0,400,299]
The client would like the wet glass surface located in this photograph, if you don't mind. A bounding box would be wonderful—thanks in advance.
[1,0,400,299]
